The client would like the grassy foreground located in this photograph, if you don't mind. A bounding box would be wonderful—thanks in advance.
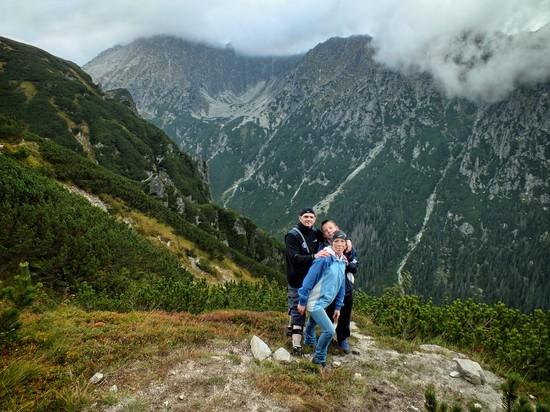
[2,305,289,411]
[3,303,550,411]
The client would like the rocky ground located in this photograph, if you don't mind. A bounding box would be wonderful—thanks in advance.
[91,322,503,412]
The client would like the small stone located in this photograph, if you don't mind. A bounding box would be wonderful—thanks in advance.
[273,348,292,363]
[529,394,536,400]
[178,394,185,400]
[163,401,169,407]
[449,371,461,378]
[109,385,118,393]
[332,361,342,368]
[472,403,482,410]
[354,372,363,380]
[89,372,104,384]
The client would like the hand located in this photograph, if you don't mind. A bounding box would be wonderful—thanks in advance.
[345,239,353,253]
[333,310,340,322]
[297,304,306,315]
[314,249,330,259]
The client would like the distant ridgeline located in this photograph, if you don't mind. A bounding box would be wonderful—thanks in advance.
[85,35,550,311]
[0,36,284,295]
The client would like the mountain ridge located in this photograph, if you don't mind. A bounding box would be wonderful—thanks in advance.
[84,34,550,311]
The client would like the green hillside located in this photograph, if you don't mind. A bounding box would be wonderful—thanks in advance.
[0,153,194,291]
[0,36,284,289]
[0,130,283,287]
[0,36,208,204]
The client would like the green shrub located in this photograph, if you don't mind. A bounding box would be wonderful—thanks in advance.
[0,262,42,344]
[355,288,550,381]
[73,277,286,314]
[0,114,26,143]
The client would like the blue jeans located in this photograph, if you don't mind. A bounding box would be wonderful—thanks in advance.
[305,308,335,365]
[287,286,305,327]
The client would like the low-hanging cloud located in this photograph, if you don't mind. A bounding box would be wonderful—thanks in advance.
[2,0,549,102]
[365,0,550,102]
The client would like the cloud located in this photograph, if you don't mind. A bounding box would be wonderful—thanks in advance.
[2,0,363,63]
[1,0,549,102]
[363,0,550,102]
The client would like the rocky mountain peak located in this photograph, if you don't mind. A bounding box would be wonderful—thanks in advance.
[84,35,301,119]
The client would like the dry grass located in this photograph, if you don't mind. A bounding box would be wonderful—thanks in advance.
[103,196,256,283]
[253,358,366,412]
[19,81,36,102]
[0,140,52,172]
[1,306,290,411]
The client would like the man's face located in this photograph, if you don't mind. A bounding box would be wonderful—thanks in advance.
[322,221,338,240]
[299,213,316,228]
[332,238,347,254]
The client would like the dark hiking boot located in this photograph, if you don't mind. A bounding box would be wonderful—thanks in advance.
[311,356,327,368]
[292,346,304,357]
[339,338,350,354]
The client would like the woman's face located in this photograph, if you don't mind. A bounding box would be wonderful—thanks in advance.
[332,238,346,255]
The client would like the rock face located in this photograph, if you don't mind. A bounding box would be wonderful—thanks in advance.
[84,36,299,125]
[85,35,550,311]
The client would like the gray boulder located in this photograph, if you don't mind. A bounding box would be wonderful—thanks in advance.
[273,348,292,363]
[250,335,272,361]
[453,358,486,385]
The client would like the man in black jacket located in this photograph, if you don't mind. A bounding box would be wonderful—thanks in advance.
[285,207,328,355]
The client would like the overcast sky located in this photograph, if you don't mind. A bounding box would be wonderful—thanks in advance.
[2,0,550,102]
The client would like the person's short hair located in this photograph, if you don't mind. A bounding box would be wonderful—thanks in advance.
[320,219,336,228]
[331,230,347,241]
[299,207,316,216]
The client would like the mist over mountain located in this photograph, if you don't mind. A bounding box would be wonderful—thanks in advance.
[84,35,550,311]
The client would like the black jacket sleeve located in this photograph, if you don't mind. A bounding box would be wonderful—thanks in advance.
[346,248,359,274]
